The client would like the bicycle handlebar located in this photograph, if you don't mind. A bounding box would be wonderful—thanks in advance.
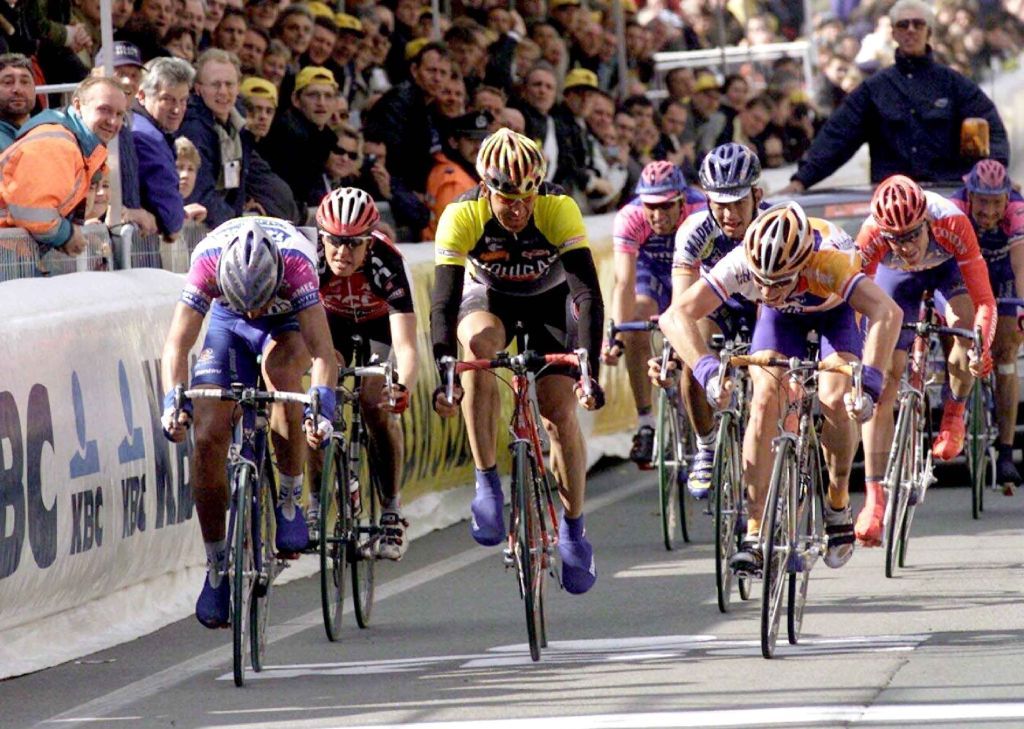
[607,317,659,336]
[439,349,592,400]
[181,386,313,407]
[727,354,859,377]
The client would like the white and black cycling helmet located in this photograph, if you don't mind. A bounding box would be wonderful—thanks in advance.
[217,219,284,313]
[699,143,761,203]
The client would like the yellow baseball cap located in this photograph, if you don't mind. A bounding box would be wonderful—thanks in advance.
[564,67,599,91]
[693,72,720,94]
[294,66,338,93]
[239,76,279,107]
[550,0,582,9]
[303,1,334,20]
[405,36,431,60]
[334,12,364,34]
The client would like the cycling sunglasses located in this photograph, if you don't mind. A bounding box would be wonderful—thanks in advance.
[321,232,374,249]
[881,223,925,247]
[641,199,681,211]
[751,271,799,290]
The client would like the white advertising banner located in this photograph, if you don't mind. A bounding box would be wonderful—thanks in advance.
[0,270,204,677]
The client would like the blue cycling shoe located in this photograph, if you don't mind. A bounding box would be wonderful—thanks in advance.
[195,572,230,628]
[559,515,597,594]
[471,468,505,546]
[275,501,310,554]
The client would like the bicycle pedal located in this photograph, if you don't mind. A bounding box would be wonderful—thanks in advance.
[502,548,514,567]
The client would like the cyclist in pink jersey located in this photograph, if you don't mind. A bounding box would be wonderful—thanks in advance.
[603,160,705,468]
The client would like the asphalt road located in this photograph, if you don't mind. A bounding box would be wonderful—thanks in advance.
[3,462,1023,729]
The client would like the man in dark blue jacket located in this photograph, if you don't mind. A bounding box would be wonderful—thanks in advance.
[782,0,1009,193]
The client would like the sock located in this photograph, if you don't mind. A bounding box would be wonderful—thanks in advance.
[382,494,401,512]
[745,518,760,541]
[697,431,715,451]
[475,465,501,493]
[562,513,586,540]
[863,478,884,513]
[997,443,1013,461]
[637,411,655,430]
[205,539,227,588]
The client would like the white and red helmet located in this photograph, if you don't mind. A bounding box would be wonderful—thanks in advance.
[316,187,380,236]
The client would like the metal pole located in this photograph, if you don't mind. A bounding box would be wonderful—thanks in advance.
[613,0,628,100]
[715,1,728,81]
[431,0,441,40]
[99,0,123,231]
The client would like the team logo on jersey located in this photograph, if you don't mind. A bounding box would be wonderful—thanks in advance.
[479,250,510,262]
[521,248,553,260]
[197,347,215,364]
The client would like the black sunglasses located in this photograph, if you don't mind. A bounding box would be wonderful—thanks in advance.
[894,18,927,30]
[334,147,359,160]
[322,232,373,248]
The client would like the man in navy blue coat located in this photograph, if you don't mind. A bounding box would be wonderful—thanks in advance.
[782,0,1009,193]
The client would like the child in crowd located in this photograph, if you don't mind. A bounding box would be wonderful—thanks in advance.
[175,137,207,223]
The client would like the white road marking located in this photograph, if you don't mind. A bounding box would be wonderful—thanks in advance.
[36,477,654,729]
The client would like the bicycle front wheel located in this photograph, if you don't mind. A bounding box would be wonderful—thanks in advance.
[250,454,277,671]
[761,438,795,659]
[713,413,742,613]
[885,397,914,578]
[351,434,378,629]
[788,438,823,644]
[230,464,255,687]
[512,441,544,661]
[319,438,348,641]
[968,379,989,520]
[657,389,683,550]
[899,392,932,568]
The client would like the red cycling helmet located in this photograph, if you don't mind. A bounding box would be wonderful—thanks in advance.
[317,187,380,236]
[964,159,1012,196]
[871,174,927,234]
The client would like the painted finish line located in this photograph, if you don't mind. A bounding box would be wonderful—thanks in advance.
[216,632,930,681]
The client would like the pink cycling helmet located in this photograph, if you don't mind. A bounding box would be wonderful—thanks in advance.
[636,160,687,204]
[964,159,1012,196]
[317,187,380,236]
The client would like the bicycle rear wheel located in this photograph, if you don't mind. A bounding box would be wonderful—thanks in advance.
[713,413,741,613]
[351,433,378,629]
[885,398,914,578]
[230,464,255,687]
[657,389,684,550]
[788,439,823,644]
[250,454,276,671]
[762,438,794,659]
[319,438,348,641]
[510,441,544,661]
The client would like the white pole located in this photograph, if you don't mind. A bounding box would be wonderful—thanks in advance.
[431,0,441,40]
[99,0,123,234]
[613,0,628,100]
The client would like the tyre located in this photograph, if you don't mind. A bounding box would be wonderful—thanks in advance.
[656,389,682,551]
[250,452,276,671]
[713,414,742,613]
[512,442,543,661]
[900,392,931,568]
[351,432,378,629]
[761,438,794,659]
[788,440,823,644]
[319,438,348,642]
[230,464,255,687]
[969,380,988,520]
[884,399,913,579]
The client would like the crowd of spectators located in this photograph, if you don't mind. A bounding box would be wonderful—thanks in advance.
[0,0,1021,253]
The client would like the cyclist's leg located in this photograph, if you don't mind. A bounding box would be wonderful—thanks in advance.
[457,280,509,545]
[859,263,922,542]
[263,323,313,552]
[360,366,409,559]
[680,317,720,497]
[933,276,975,461]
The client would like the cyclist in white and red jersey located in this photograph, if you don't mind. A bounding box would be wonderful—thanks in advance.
[603,160,706,468]
[949,159,1024,490]
[160,216,337,628]
[856,175,996,544]
[658,202,902,574]
[315,187,418,560]
[671,143,768,498]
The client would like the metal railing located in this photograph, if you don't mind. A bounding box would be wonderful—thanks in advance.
[0,224,120,282]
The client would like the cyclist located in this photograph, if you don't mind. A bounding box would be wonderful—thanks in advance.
[856,174,995,544]
[949,159,1024,492]
[160,217,338,628]
[314,187,419,560]
[671,143,766,498]
[430,128,605,595]
[657,202,903,573]
[602,160,705,470]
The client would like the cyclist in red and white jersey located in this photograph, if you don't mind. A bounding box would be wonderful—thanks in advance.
[856,175,996,544]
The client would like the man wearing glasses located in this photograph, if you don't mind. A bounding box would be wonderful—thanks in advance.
[657,202,902,575]
[779,0,1008,193]
[430,129,605,595]
[854,175,995,545]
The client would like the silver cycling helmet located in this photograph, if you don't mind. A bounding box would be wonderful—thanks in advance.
[217,219,284,313]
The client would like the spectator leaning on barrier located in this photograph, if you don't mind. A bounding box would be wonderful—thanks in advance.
[422,109,491,240]
[0,54,36,151]
[133,57,204,238]
[261,65,339,207]
[0,76,125,256]
[782,0,1010,193]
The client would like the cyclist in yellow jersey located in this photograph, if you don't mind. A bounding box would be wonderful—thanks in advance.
[656,203,903,573]
[431,128,605,595]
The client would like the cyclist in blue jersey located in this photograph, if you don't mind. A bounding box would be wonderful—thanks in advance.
[949,159,1024,490]
[670,144,766,498]
[160,217,338,628]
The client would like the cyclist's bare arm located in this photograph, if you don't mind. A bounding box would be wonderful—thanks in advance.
[297,303,337,392]
[848,278,903,375]
[607,249,638,357]
[161,302,205,392]
[389,311,418,390]
[660,280,722,369]
[671,267,698,306]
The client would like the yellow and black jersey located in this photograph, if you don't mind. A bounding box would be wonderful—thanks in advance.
[434,182,590,296]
